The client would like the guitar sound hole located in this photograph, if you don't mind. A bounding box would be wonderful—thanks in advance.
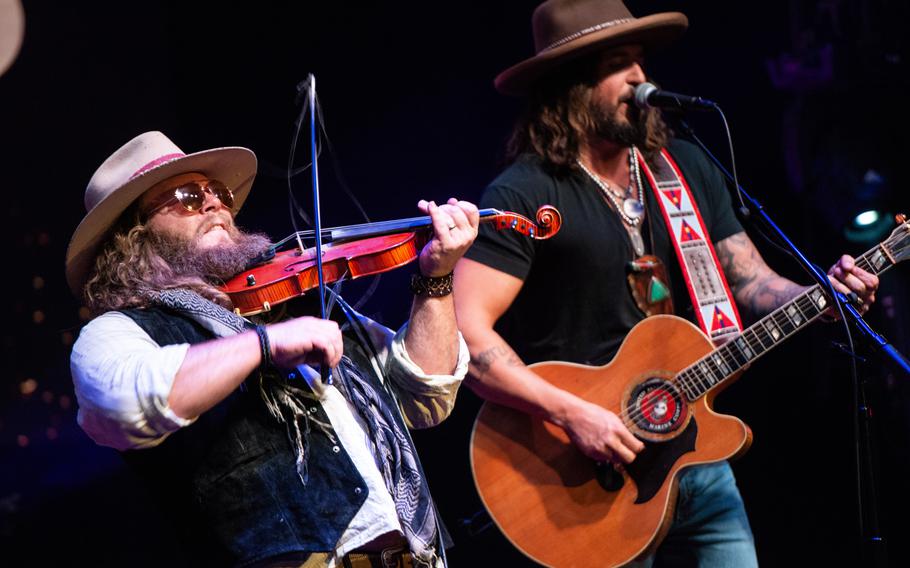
[628,377,687,435]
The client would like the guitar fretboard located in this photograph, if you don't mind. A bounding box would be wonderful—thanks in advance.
[676,242,897,401]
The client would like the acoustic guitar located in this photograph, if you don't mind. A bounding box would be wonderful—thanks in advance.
[470,217,909,568]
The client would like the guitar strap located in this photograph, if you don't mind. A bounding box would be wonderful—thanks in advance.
[637,149,743,345]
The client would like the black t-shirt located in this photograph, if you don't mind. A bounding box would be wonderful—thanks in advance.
[464,139,743,366]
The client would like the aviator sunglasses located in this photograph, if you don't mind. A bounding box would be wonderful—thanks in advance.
[144,179,235,217]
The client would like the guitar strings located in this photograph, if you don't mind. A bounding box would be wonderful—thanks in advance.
[615,228,905,426]
[617,293,825,426]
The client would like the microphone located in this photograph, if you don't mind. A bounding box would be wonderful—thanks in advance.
[633,82,717,112]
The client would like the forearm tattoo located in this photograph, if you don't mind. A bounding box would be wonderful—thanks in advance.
[471,344,523,379]
[715,233,805,318]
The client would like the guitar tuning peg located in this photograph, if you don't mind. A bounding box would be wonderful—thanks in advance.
[896,213,907,224]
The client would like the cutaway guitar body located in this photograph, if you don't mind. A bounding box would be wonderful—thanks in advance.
[470,315,752,568]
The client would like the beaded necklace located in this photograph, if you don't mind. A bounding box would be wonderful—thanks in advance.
[577,146,647,255]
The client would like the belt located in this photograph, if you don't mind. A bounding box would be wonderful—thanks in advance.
[251,547,415,568]
[341,545,414,568]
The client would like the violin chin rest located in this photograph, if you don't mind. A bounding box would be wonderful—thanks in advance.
[245,247,277,269]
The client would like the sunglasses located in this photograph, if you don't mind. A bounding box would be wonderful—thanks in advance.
[144,179,235,216]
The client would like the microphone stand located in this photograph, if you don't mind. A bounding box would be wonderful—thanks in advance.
[673,117,905,568]
[673,118,910,375]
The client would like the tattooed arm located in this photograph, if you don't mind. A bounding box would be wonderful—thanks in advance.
[715,232,806,318]
[715,231,879,318]
[453,258,644,465]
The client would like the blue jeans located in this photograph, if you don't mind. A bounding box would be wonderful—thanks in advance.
[627,462,758,568]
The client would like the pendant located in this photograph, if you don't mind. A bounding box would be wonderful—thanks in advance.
[629,227,645,256]
[623,198,644,220]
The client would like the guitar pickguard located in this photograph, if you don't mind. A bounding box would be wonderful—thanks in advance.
[626,418,698,504]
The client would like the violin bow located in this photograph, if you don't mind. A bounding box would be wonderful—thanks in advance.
[298,74,334,384]
[307,76,329,322]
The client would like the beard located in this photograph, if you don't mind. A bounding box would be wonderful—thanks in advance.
[589,97,651,148]
[149,218,272,284]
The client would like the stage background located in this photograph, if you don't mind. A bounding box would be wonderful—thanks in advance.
[1,1,908,566]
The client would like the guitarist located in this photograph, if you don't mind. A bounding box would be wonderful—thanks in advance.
[454,0,879,566]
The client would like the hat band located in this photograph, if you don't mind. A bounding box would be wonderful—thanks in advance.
[129,152,186,180]
[541,17,634,53]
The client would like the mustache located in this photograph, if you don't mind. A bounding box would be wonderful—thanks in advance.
[151,223,272,282]
[196,212,237,238]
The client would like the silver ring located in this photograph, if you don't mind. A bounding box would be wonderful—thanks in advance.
[447,224,456,230]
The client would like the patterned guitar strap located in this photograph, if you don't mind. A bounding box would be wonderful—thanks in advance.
[637,149,744,345]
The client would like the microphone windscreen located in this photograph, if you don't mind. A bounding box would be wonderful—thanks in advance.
[633,83,658,109]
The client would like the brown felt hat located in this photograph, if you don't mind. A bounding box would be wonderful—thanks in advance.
[65,131,257,296]
[495,0,688,96]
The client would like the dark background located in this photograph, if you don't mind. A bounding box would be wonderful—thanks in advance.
[2,1,909,566]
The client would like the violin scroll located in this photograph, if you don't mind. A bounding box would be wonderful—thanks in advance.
[493,205,562,240]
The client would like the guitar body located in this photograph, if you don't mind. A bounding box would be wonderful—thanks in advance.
[470,315,753,568]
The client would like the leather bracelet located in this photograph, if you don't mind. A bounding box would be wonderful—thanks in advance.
[254,325,272,370]
[410,271,454,298]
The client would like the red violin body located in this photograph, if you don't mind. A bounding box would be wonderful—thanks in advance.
[223,233,424,316]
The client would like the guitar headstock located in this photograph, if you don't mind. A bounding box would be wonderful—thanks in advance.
[884,214,910,264]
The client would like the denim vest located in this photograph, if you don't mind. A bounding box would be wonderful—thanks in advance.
[119,306,381,567]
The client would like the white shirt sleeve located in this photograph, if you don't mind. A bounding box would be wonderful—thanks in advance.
[387,322,469,428]
[70,311,194,450]
[342,311,468,428]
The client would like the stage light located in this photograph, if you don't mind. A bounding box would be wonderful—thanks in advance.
[844,210,891,244]
[854,210,880,227]
[19,378,37,396]
[843,170,893,244]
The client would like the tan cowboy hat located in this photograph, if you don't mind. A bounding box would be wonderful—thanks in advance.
[0,0,25,77]
[65,131,257,296]
[495,0,688,96]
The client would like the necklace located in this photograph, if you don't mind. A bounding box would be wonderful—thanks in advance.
[577,146,647,255]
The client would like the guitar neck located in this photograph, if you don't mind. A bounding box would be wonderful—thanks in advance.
[677,242,898,401]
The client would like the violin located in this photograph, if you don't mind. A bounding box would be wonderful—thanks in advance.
[221,206,562,316]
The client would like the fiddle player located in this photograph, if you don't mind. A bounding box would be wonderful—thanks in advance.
[68,131,478,567]
[454,0,878,565]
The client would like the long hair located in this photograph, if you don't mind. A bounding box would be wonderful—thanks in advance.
[83,210,232,315]
[505,55,670,173]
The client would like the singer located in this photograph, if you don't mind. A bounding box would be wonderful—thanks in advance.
[67,131,479,567]
[455,0,877,566]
